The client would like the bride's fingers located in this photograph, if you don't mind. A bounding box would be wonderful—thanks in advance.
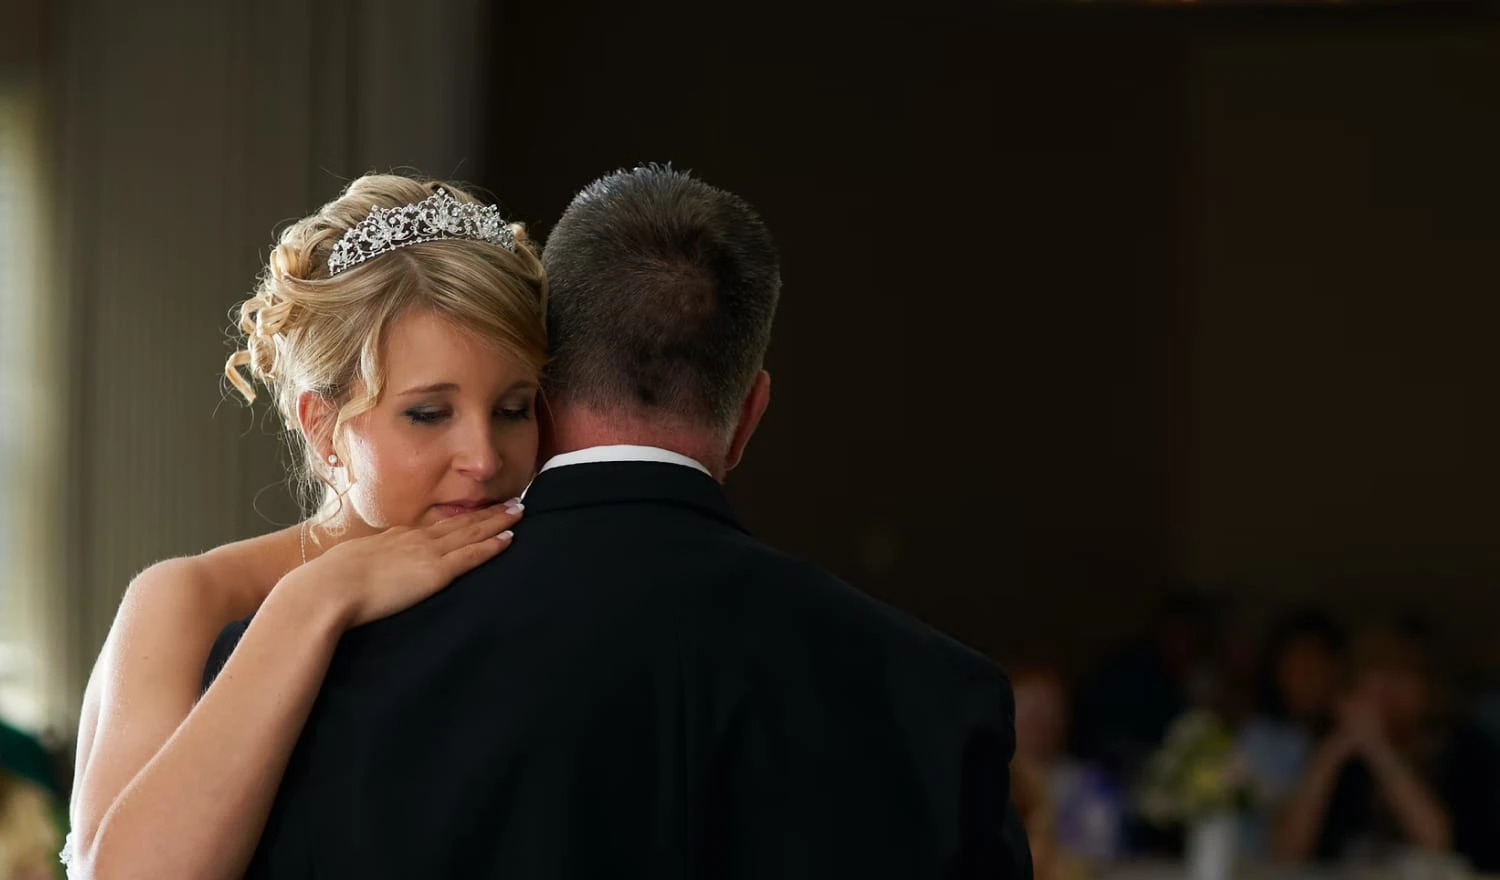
[439,528,513,578]
[431,503,523,555]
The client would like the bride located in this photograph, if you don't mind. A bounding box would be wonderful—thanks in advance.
[62,174,548,879]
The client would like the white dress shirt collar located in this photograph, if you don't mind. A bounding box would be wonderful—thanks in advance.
[536,445,713,478]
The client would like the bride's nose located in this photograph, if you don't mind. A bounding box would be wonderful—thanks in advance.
[453,422,501,481]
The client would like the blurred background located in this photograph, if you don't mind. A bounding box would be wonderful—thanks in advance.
[5,0,1500,876]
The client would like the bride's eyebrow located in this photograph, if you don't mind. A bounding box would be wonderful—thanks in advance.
[396,382,459,396]
[396,379,536,397]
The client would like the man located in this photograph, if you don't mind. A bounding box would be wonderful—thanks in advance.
[228,165,1030,878]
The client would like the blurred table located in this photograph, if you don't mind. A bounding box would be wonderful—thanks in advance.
[1098,857,1482,880]
[1099,861,1333,880]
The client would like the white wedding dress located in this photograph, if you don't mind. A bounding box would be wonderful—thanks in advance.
[58,830,75,875]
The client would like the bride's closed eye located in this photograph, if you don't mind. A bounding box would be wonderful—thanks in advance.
[403,405,531,426]
[404,407,447,425]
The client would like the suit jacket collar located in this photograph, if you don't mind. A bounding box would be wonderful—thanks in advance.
[521,461,746,534]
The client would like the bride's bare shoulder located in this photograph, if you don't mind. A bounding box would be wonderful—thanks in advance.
[122,529,296,626]
[74,529,298,789]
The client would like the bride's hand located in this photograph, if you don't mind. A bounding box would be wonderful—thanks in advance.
[290,501,523,628]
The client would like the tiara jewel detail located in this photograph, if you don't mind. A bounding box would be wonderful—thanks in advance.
[326,189,517,276]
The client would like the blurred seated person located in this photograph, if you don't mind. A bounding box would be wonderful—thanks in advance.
[0,768,61,880]
[1012,757,1073,880]
[1236,608,1346,854]
[1072,590,1221,854]
[1275,620,1500,869]
[0,719,58,804]
[0,717,63,879]
[1015,668,1121,867]
[1071,590,1220,779]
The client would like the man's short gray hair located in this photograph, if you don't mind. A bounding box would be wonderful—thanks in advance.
[541,164,781,429]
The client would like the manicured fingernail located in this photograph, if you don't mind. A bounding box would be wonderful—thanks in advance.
[504,500,524,515]
[496,530,514,542]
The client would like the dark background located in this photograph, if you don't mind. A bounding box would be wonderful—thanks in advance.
[482,1,1500,677]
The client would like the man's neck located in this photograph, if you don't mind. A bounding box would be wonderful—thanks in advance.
[544,405,728,481]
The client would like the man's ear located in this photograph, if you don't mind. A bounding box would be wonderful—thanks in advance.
[725,370,771,473]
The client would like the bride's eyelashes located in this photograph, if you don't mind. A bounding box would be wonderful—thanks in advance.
[402,404,533,426]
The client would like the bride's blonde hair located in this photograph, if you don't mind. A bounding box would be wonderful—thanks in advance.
[225,173,548,514]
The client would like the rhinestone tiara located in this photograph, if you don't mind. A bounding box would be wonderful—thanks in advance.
[326,188,518,277]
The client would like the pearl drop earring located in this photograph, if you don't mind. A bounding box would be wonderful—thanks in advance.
[327,454,338,466]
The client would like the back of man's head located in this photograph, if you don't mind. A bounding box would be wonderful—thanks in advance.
[541,165,780,437]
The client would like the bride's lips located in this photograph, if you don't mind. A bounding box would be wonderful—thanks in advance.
[432,499,502,519]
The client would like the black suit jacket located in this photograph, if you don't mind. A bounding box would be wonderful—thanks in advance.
[208,461,1031,879]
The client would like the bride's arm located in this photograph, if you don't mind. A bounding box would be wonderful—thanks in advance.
[67,557,346,880]
[67,504,515,880]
